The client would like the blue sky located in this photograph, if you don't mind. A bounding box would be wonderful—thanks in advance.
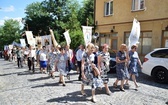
[0,0,83,26]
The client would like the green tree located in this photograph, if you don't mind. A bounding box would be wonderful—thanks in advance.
[24,2,53,35]
[0,19,21,50]
[78,0,94,27]
[63,0,84,49]
[41,0,70,43]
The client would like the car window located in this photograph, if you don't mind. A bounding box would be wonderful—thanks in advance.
[151,49,168,58]
[110,52,116,58]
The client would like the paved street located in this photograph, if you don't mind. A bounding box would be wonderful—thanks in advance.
[0,58,168,105]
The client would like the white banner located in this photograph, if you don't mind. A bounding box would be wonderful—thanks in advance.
[41,35,52,46]
[4,45,9,50]
[128,18,140,49]
[63,30,71,45]
[82,26,93,46]
[20,39,26,47]
[8,45,13,49]
[25,31,36,47]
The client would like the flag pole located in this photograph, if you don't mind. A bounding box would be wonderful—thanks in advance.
[49,27,58,48]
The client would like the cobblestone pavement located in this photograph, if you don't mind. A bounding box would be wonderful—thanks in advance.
[0,58,168,105]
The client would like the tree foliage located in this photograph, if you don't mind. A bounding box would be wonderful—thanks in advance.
[0,0,94,50]
[24,2,52,35]
[0,19,21,50]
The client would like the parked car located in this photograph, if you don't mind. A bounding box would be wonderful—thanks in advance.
[142,48,168,83]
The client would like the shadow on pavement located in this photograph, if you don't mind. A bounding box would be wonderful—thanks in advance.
[46,89,92,103]
[0,71,29,76]
[31,82,60,88]
[28,76,56,82]
[134,72,168,89]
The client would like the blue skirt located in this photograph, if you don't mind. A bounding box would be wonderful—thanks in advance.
[40,61,47,68]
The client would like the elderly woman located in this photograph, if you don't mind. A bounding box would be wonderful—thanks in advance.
[127,45,142,90]
[97,44,112,95]
[113,44,129,92]
[81,43,103,103]
[55,47,69,86]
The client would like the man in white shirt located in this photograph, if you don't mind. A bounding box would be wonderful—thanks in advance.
[27,45,36,73]
[76,44,85,81]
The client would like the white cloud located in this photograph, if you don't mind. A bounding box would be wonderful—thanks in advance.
[0,20,4,26]
[0,5,15,12]
[0,17,23,28]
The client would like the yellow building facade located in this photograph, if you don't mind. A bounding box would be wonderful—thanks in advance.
[94,0,168,60]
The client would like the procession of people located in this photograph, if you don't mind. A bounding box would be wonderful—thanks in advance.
[1,41,142,103]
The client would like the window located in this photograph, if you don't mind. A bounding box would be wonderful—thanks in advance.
[100,33,118,52]
[100,35,111,47]
[104,1,113,16]
[151,49,168,58]
[125,31,152,55]
[132,0,145,11]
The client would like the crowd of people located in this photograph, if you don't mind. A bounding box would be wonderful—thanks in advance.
[1,43,142,103]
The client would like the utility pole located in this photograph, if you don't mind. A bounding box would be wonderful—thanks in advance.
[86,18,89,26]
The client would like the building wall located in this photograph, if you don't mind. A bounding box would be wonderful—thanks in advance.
[95,0,168,60]
[95,0,168,25]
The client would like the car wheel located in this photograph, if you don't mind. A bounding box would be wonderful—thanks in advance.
[152,67,168,83]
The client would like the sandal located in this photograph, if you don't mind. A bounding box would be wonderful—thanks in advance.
[113,82,117,88]
[106,91,112,96]
[91,96,97,103]
[120,88,125,92]
[67,74,70,80]
[81,90,87,96]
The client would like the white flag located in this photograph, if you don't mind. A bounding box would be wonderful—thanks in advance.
[128,18,140,49]
[20,39,26,47]
[82,26,93,46]
[25,31,36,48]
[63,30,71,45]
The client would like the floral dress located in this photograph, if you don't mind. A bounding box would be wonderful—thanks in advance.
[48,51,59,71]
[82,52,103,89]
[56,53,68,76]
[99,52,110,84]
[116,51,129,80]
[128,51,139,76]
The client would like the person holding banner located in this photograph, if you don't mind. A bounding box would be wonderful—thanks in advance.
[27,45,36,73]
[97,44,112,95]
[113,44,129,92]
[81,43,103,103]
[48,45,59,79]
